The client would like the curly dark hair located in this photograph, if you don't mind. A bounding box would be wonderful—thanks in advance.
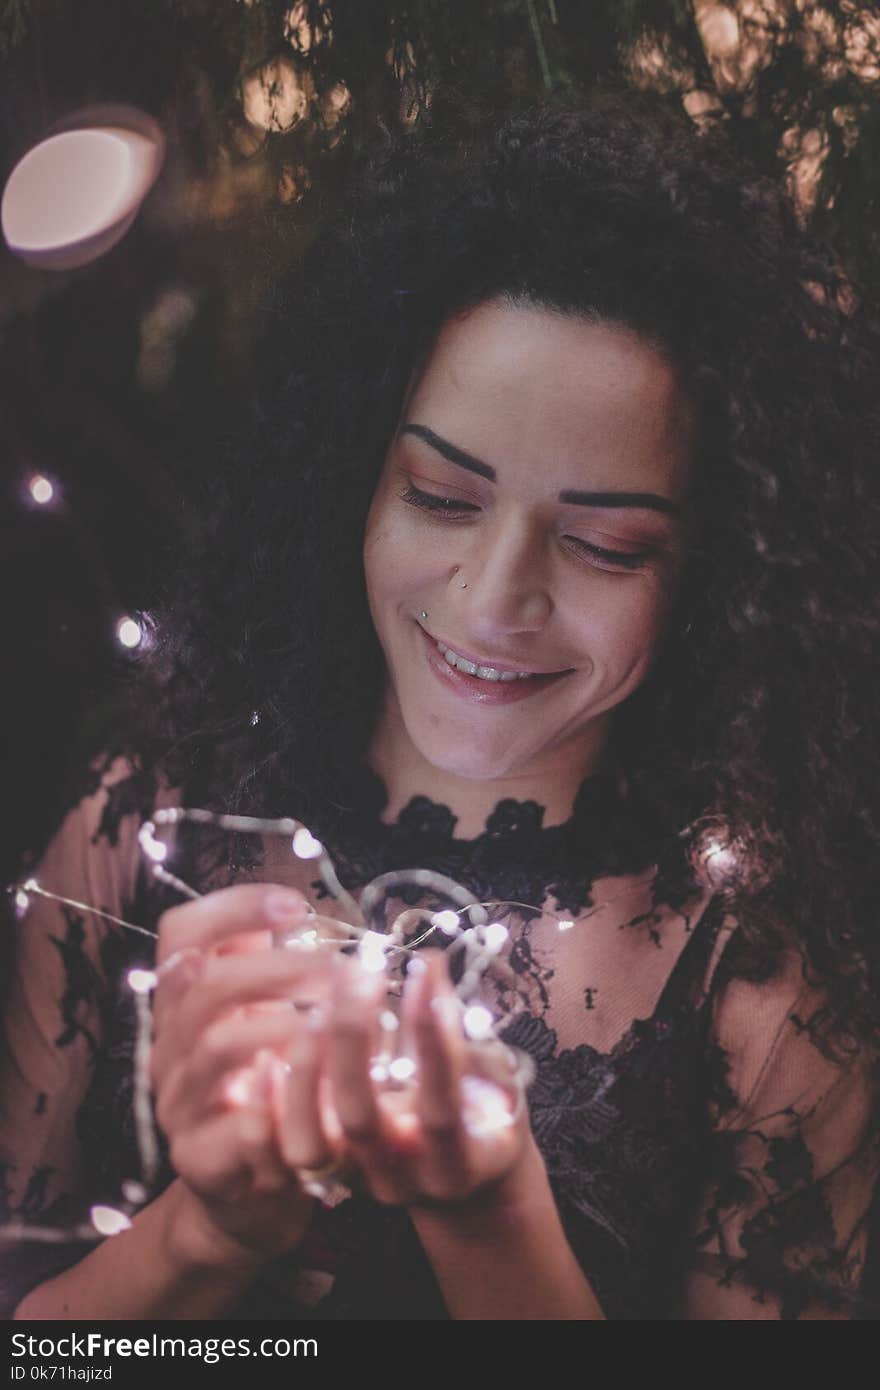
[113,91,880,1062]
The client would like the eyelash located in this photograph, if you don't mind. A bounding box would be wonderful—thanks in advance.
[397,483,656,571]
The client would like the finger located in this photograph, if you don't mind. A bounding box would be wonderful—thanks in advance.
[325,956,387,1151]
[169,1087,288,1198]
[152,947,336,1068]
[405,952,471,1194]
[275,1011,336,1171]
[150,945,205,1024]
[405,951,465,1123]
[154,1010,305,1135]
[215,928,274,957]
[156,883,310,964]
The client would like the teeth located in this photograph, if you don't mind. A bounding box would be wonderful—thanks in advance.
[436,641,535,681]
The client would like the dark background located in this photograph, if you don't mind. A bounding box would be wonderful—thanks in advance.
[2,0,879,883]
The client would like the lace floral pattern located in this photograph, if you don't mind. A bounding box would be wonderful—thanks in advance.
[2,753,878,1319]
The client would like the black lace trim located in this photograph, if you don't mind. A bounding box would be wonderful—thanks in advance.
[306,760,668,918]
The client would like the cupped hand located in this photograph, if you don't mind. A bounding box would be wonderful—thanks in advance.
[282,947,532,1208]
[151,883,338,1263]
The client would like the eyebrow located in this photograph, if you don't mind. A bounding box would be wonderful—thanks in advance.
[400,423,684,519]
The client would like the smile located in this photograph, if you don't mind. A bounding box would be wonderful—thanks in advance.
[435,640,535,681]
[416,622,573,705]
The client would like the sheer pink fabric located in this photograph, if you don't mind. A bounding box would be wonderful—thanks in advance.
[2,756,877,1319]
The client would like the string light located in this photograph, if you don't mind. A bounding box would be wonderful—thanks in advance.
[224,1068,262,1108]
[292,827,323,859]
[127,969,158,994]
[689,819,744,890]
[388,1057,417,1083]
[460,1076,520,1139]
[462,1004,495,1042]
[138,823,167,863]
[4,802,668,1246]
[358,930,389,974]
[482,922,509,952]
[116,615,144,650]
[89,1206,132,1237]
[28,474,55,505]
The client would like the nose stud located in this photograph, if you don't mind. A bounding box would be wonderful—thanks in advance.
[420,576,466,626]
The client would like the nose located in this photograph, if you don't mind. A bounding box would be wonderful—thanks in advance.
[451,510,552,636]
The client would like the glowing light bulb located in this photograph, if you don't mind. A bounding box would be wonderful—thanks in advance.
[358,930,388,974]
[461,1076,515,1137]
[369,1060,390,1083]
[14,889,29,914]
[292,828,323,859]
[483,922,508,951]
[698,834,740,887]
[225,1068,259,1107]
[388,1056,416,1083]
[90,1205,132,1236]
[463,1004,494,1041]
[29,474,54,504]
[380,1010,399,1032]
[122,1181,148,1205]
[284,927,318,951]
[116,616,142,649]
[558,919,575,932]
[127,969,157,995]
[432,909,460,936]
[138,824,167,863]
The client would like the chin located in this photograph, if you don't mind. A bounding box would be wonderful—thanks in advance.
[408,727,528,783]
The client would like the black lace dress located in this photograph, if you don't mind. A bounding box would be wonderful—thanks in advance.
[2,753,879,1320]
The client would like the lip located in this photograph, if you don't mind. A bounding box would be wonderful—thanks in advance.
[417,622,572,705]
[420,625,571,676]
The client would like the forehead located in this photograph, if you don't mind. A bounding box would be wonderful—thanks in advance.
[403,298,696,500]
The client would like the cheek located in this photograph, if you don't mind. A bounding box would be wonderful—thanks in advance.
[573,582,671,673]
[364,498,437,605]
[362,498,397,602]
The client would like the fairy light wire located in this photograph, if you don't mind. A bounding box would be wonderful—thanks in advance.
[5,801,733,1246]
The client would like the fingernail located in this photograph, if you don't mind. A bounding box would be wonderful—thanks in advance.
[265,890,307,924]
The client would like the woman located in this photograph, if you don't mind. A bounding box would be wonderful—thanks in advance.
[2,94,879,1321]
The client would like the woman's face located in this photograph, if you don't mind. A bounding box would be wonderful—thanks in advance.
[363,298,696,786]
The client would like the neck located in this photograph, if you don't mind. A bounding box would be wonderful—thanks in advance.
[366,689,613,841]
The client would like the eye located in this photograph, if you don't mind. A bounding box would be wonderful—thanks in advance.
[398,482,479,519]
[399,481,656,571]
[563,536,656,571]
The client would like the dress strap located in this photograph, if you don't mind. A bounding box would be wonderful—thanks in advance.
[652,893,728,1023]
